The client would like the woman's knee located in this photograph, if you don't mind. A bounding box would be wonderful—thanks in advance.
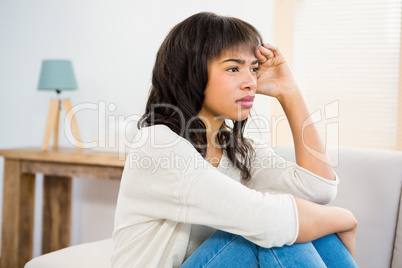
[312,234,358,267]
[259,242,326,268]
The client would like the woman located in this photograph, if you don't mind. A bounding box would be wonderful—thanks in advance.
[112,12,358,267]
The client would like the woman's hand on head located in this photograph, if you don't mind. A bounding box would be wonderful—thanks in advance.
[255,43,299,99]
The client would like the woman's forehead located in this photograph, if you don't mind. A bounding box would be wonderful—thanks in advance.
[217,47,257,61]
[216,43,257,58]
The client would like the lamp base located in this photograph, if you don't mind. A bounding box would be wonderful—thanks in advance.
[42,98,82,151]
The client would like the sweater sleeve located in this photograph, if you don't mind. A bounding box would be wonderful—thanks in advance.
[248,138,339,205]
[120,126,299,248]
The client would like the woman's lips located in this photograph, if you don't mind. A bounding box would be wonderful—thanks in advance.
[236,95,255,108]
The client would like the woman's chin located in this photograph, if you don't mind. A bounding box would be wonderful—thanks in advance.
[229,112,250,122]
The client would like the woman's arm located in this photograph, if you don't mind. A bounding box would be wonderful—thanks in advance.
[249,139,338,204]
[256,44,335,181]
[278,88,335,180]
[294,196,357,256]
[255,45,356,255]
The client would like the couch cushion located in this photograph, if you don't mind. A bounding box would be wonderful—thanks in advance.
[24,239,112,268]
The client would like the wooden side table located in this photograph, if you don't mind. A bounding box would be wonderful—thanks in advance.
[0,148,125,268]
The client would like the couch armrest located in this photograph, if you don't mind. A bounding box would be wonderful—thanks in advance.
[274,146,402,268]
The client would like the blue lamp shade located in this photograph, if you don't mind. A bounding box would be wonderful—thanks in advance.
[38,60,77,90]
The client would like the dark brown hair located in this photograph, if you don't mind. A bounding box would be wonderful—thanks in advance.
[138,12,263,181]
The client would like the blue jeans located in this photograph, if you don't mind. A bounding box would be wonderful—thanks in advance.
[181,231,358,267]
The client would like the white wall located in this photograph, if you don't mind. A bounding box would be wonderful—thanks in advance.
[0,0,274,258]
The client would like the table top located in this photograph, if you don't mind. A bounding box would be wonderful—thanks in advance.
[0,147,126,167]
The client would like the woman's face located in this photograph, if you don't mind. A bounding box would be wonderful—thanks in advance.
[198,48,258,124]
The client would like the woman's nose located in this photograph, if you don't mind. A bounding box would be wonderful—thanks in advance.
[241,72,257,91]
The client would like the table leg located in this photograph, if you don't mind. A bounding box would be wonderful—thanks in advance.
[41,175,72,254]
[1,159,35,268]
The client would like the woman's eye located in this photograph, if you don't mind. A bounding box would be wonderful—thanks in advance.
[251,67,259,72]
[227,67,239,72]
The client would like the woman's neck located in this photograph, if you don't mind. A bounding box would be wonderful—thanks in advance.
[200,115,224,167]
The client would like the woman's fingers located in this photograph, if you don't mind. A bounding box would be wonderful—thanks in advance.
[263,43,281,58]
[256,44,276,65]
[256,43,288,68]
[259,45,275,59]
[255,48,268,64]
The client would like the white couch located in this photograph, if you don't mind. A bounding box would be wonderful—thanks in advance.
[25,146,402,268]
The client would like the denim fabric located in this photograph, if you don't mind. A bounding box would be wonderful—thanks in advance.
[181,231,358,268]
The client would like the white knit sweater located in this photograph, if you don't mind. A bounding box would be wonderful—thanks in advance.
[112,125,339,268]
